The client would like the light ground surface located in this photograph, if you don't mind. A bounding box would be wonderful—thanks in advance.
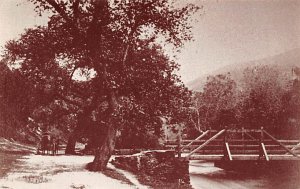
[0,154,148,189]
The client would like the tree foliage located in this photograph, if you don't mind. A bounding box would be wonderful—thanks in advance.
[0,62,35,141]
[239,66,286,130]
[192,65,300,138]
[194,73,237,131]
[3,0,198,170]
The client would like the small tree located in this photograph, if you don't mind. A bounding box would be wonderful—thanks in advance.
[238,65,287,132]
[279,78,300,138]
[194,73,238,130]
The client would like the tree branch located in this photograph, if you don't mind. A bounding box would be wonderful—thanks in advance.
[73,0,81,23]
[43,0,80,35]
[45,0,70,22]
[89,0,108,30]
[69,65,78,82]
[55,92,82,108]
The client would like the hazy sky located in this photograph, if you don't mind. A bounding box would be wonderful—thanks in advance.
[1,0,300,83]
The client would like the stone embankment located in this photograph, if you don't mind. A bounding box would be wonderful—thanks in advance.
[111,150,191,188]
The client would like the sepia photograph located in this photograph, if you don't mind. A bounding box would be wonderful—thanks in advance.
[0,0,299,188]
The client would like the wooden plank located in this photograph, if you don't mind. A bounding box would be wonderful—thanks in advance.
[227,129,261,133]
[194,149,260,154]
[182,149,300,155]
[187,129,225,158]
[229,154,259,161]
[165,139,208,144]
[187,154,300,161]
[261,143,269,161]
[188,154,259,161]
[181,130,210,151]
[289,142,300,151]
[284,142,300,155]
[183,139,278,143]
[268,154,300,160]
[263,130,299,157]
[166,145,300,153]
[166,139,276,144]
[187,155,223,160]
[165,138,299,145]
[167,139,221,144]
[225,142,233,160]
[278,140,300,143]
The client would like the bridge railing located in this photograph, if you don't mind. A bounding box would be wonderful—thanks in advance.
[164,127,300,161]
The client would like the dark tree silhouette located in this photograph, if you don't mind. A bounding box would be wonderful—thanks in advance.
[3,0,199,170]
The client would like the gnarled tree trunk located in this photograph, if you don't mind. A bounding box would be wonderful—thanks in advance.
[90,123,117,171]
[65,95,99,155]
[65,134,77,154]
[90,91,118,171]
[65,124,83,155]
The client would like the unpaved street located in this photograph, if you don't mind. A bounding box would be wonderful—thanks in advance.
[0,154,145,189]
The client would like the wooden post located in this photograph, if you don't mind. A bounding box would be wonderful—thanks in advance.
[177,135,181,158]
[225,143,233,161]
[221,126,232,161]
[205,127,212,154]
[260,127,264,142]
[223,136,226,159]
[242,127,245,153]
[259,127,264,160]
[223,126,227,152]
[261,143,269,161]
[258,127,269,161]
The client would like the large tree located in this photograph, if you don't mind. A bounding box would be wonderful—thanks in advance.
[3,0,198,170]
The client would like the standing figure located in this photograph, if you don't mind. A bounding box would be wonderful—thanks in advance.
[50,137,56,155]
[55,138,60,155]
[41,133,50,155]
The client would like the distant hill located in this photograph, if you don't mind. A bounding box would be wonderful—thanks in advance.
[187,48,300,91]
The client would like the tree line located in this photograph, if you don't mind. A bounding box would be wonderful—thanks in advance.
[192,65,300,139]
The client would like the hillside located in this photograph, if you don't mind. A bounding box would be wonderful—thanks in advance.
[187,48,300,91]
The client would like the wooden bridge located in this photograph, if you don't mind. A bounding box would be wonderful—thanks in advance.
[165,128,300,162]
